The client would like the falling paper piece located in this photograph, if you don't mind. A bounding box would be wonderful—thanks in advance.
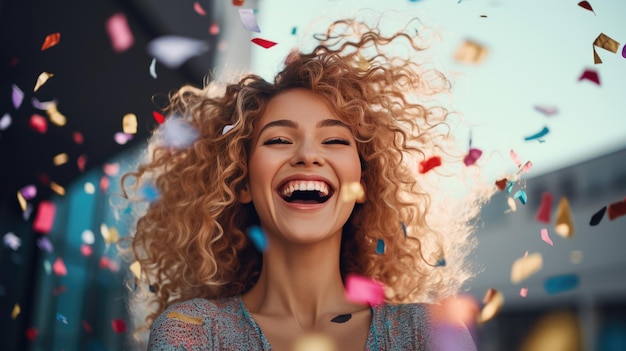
[130,261,142,279]
[607,199,626,220]
[477,288,504,324]
[77,155,87,172]
[52,285,67,296]
[593,33,619,64]
[3,232,21,250]
[340,182,365,203]
[160,118,199,148]
[29,114,47,133]
[293,334,337,351]
[401,222,407,237]
[82,321,93,333]
[246,225,268,251]
[495,178,508,191]
[73,131,84,144]
[53,257,67,276]
[435,258,446,267]
[419,156,442,174]
[166,311,203,325]
[31,97,57,110]
[520,288,528,298]
[82,229,95,244]
[431,295,479,328]
[17,192,27,211]
[239,8,261,33]
[106,13,134,53]
[50,182,65,196]
[53,153,68,166]
[149,58,157,79]
[578,69,600,85]
[12,84,24,109]
[511,252,543,284]
[111,319,127,333]
[555,197,574,238]
[33,201,56,233]
[570,250,583,264]
[0,113,11,130]
[20,185,37,200]
[232,0,245,6]
[84,182,95,194]
[345,274,384,306]
[100,176,110,192]
[589,206,606,225]
[519,310,582,351]
[623,45,626,59]
[513,190,527,205]
[36,237,53,253]
[209,22,220,35]
[505,181,514,193]
[34,72,54,92]
[114,132,133,145]
[330,314,352,323]
[122,113,138,134]
[544,274,579,294]
[222,124,234,134]
[506,197,517,213]
[46,103,67,126]
[56,313,68,324]
[540,228,553,246]
[519,161,533,174]
[41,32,61,51]
[534,105,558,116]
[100,224,120,245]
[523,126,549,141]
[80,244,93,257]
[463,148,482,166]
[375,239,385,254]
[454,39,488,64]
[140,182,160,202]
[251,38,277,49]
[147,36,208,69]
[193,2,207,16]
[510,149,521,168]
[12,304,20,319]
[153,111,165,124]
[25,327,38,341]
[577,1,595,14]
[535,192,553,223]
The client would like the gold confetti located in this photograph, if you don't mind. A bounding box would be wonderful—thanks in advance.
[511,252,543,284]
[122,113,138,134]
[50,181,65,196]
[356,54,369,71]
[34,72,54,92]
[11,304,20,319]
[505,196,517,213]
[454,39,488,64]
[340,182,365,203]
[293,333,337,351]
[477,288,504,324]
[519,311,582,351]
[53,153,68,166]
[555,197,574,238]
[17,191,27,211]
[166,311,203,325]
[46,103,67,126]
[129,261,142,279]
[593,33,620,64]
[100,223,119,245]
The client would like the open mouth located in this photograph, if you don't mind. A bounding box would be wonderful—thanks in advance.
[278,180,334,204]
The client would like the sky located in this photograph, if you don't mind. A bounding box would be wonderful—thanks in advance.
[248,0,626,179]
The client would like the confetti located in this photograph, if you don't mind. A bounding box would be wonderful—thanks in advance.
[100,176,110,192]
[29,114,47,133]
[510,149,521,168]
[111,319,127,333]
[534,105,558,116]
[589,206,606,226]
[82,321,93,333]
[519,161,533,174]
[577,1,595,14]
[160,118,199,148]
[510,252,543,284]
[84,182,95,194]
[46,103,67,126]
[41,32,60,51]
[3,232,21,250]
[36,237,53,253]
[540,228,553,246]
[544,274,579,294]
[431,295,479,327]
[401,222,407,237]
[12,84,24,109]
[607,199,626,220]
[463,148,482,166]
[149,58,157,79]
[77,154,87,172]
[251,38,277,49]
[20,185,37,200]
[106,13,134,53]
[246,225,268,251]
[593,33,619,64]
[345,274,384,306]
[122,113,137,134]
[52,285,67,296]
[495,178,508,191]
[505,181,514,193]
[17,192,27,211]
[506,196,517,213]
[578,68,600,85]
[52,257,67,276]
[513,190,527,205]
[73,131,84,144]
[33,72,54,92]
[56,313,68,324]
[25,327,38,341]
[140,182,160,202]
[31,97,57,110]
[0,113,11,130]
[454,39,488,64]
[523,126,549,141]
[147,36,208,69]
[193,2,207,16]
[570,250,583,264]
[477,288,504,324]
[222,124,235,134]
[239,8,261,33]
[53,153,68,166]
[330,314,352,323]
[293,334,337,351]
[623,45,626,59]
[375,239,385,254]
[153,111,165,124]
[33,201,55,233]
[50,181,65,196]
[130,261,142,279]
[535,192,553,223]
[340,182,365,203]
[12,304,20,319]
[82,229,95,244]
[555,197,574,238]
[232,0,245,6]
[520,288,528,298]
[80,244,93,257]
[166,311,203,325]
[435,258,446,267]
[418,156,441,174]
[100,224,120,245]
[114,132,133,145]
[209,22,220,35]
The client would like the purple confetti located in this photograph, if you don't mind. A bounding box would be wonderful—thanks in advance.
[463,148,482,166]
[622,45,626,59]
[114,132,133,145]
[3,232,21,251]
[0,113,11,130]
[238,8,261,33]
[31,97,58,110]
[37,237,54,253]
[12,84,24,109]
[19,185,37,200]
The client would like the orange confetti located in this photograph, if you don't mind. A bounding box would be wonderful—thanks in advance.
[454,39,488,64]
[41,32,61,51]
[555,197,574,238]
[477,288,504,324]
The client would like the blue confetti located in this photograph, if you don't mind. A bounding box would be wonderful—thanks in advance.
[544,274,579,294]
[56,313,68,324]
[141,183,160,202]
[435,258,446,267]
[514,190,528,205]
[505,181,515,193]
[376,239,385,254]
[291,27,297,35]
[524,126,550,141]
[246,226,268,252]
[400,222,407,237]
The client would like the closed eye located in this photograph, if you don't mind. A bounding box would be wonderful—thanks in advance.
[263,137,291,145]
[323,138,351,145]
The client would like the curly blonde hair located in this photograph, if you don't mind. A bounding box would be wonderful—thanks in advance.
[122,17,492,334]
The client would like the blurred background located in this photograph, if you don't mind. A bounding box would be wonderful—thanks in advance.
[1,0,625,350]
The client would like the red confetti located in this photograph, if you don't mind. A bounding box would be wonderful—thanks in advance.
[33,201,56,233]
[251,38,278,49]
[418,156,441,174]
[607,199,626,220]
[41,32,61,51]
[577,1,595,14]
[82,320,93,333]
[495,178,508,191]
[52,285,68,296]
[25,327,38,341]
[77,154,87,172]
[111,319,127,333]
[29,114,48,133]
[535,192,553,223]
[52,258,67,276]
[193,2,206,16]
[73,131,84,144]
[232,0,245,6]
[345,274,384,306]
[578,69,600,85]
[152,111,165,124]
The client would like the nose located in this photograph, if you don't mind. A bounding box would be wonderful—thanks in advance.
[291,139,324,166]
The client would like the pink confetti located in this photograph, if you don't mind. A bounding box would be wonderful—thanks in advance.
[73,131,84,144]
[509,149,521,168]
[114,132,133,145]
[520,288,528,297]
[12,84,24,109]
[534,105,558,116]
[251,38,277,49]
[541,228,554,246]
[99,256,111,269]
[106,13,134,53]
[103,163,120,176]
[52,257,67,276]
[193,2,207,16]
[345,274,384,306]
[209,22,220,35]
[29,114,47,133]
[463,148,482,166]
[81,245,93,257]
[33,201,56,234]
[77,154,87,172]
[20,185,37,200]
[100,176,110,192]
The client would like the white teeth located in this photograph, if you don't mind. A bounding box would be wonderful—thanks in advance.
[280,180,331,197]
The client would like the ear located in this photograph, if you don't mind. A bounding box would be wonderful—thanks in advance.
[239,184,252,204]
[356,181,366,204]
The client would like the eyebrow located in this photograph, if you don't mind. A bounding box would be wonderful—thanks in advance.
[258,119,350,136]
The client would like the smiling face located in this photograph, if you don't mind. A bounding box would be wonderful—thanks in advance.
[240,88,362,247]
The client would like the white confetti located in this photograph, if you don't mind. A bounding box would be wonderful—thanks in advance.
[147,36,208,69]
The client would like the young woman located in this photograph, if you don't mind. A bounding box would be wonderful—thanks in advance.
[123,17,490,351]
